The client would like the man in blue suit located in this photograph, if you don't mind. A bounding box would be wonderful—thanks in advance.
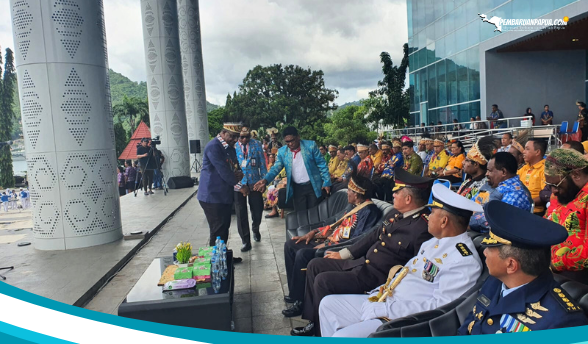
[197,123,245,256]
[254,126,331,211]
[235,125,267,251]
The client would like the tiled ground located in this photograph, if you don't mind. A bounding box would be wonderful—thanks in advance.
[0,188,197,305]
[85,196,302,335]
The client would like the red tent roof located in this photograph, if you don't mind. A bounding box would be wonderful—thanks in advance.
[118,121,151,160]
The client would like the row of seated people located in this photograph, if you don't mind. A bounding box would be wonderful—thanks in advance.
[281,163,588,337]
[326,133,588,285]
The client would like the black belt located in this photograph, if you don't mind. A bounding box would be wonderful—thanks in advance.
[292,181,311,186]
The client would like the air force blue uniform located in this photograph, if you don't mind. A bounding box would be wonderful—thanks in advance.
[458,201,588,335]
[458,272,588,334]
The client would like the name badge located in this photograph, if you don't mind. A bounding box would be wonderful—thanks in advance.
[241,160,247,168]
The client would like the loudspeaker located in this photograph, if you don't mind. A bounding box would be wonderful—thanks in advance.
[167,176,195,189]
[189,140,201,154]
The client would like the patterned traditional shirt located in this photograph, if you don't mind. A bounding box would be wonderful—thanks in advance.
[381,152,404,179]
[428,150,450,176]
[445,153,465,178]
[374,152,393,175]
[342,154,362,181]
[403,152,424,176]
[545,184,588,272]
[371,150,383,167]
[469,176,533,232]
[457,176,487,200]
[328,156,339,174]
[236,138,267,186]
[423,150,434,168]
[357,156,374,179]
[517,159,546,214]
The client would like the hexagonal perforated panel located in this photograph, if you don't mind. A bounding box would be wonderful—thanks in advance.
[11,0,122,249]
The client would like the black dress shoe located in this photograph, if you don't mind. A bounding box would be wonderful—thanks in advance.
[265,213,279,218]
[233,257,243,263]
[241,242,252,252]
[290,322,315,336]
[284,295,295,303]
[282,301,303,317]
[253,232,261,242]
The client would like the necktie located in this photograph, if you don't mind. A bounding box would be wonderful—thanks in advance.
[243,145,247,157]
[291,148,301,159]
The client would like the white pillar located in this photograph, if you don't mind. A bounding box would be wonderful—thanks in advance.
[141,0,191,178]
[10,0,122,250]
[177,0,210,167]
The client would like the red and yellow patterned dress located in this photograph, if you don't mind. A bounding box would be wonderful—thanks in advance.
[545,184,588,271]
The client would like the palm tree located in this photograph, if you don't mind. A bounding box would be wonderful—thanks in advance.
[112,96,149,134]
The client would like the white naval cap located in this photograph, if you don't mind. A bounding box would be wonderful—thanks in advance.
[426,183,483,218]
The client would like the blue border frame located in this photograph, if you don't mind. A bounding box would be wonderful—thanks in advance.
[2,282,588,343]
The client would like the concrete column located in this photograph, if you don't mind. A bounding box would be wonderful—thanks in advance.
[140,0,191,178]
[177,0,210,167]
[10,0,122,250]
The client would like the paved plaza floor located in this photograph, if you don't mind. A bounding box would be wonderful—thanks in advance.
[84,196,302,335]
[1,187,301,335]
[0,188,197,306]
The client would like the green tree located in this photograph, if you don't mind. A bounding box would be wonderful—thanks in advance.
[207,106,226,139]
[365,44,410,129]
[0,48,16,188]
[324,104,377,146]
[113,122,129,159]
[225,64,338,142]
[112,95,149,134]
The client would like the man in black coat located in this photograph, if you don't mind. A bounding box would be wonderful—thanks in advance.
[290,169,434,336]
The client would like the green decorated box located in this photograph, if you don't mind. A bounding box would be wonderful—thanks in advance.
[193,264,211,283]
[198,246,214,257]
[173,266,193,280]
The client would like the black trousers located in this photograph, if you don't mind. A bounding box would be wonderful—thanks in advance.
[302,258,382,336]
[199,201,232,246]
[140,168,153,191]
[234,188,264,244]
[372,176,393,201]
[292,182,323,212]
[284,240,320,302]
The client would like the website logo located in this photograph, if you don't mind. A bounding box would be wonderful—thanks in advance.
[478,13,568,32]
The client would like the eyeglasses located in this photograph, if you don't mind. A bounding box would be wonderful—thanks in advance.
[239,136,250,140]
[284,138,296,144]
[545,176,568,189]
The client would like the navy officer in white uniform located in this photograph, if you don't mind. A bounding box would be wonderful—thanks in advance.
[319,184,483,337]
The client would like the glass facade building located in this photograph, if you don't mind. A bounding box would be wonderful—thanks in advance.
[407,0,581,126]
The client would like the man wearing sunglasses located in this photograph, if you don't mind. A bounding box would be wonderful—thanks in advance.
[254,126,331,212]
[544,148,588,284]
[235,125,267,251]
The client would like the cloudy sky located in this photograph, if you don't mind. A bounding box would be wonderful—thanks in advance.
[0,0,408,106]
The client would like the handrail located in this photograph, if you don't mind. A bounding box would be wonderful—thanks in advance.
[387,116,535,138]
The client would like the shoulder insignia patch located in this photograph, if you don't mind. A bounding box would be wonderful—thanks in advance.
[456,243,473,257]
[552,287,582,313]
[421,214,429,222]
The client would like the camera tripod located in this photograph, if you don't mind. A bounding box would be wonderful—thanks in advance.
[134,144,168,197]
[191,154,202,173]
